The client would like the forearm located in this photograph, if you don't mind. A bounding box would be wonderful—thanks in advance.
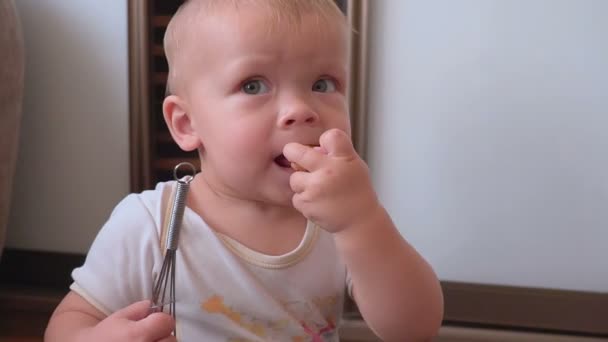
[45,292,105,342]
[335,207,444,341]
[44,310,98,342]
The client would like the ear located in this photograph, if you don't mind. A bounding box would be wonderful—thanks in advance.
[162,95,201,152]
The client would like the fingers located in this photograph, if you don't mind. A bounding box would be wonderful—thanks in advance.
[283,143,325,172]
[283,129,351,171]
[134,312,176,341]
[156,335,178,342]
[109,300,175,341]
[319,129,354,157]
[312,145,328,154]
[112,299,153,321]
[289,170,308,193]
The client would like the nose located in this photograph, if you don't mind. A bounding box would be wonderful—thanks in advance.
[277,103,320,128]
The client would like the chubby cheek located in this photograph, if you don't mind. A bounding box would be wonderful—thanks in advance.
[337,117,352,137]
[327,109,351,136]
[226,136,264,164]
[320,96,350,133]
[213,122,271,174]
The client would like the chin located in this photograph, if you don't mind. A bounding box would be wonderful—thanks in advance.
[263,188,296,208]
[258,167,296,206]
[272,192,296,207]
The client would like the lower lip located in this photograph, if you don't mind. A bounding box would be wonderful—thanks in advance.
[274,162,294,173]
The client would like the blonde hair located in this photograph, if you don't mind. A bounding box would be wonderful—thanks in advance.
[163,0,347,95]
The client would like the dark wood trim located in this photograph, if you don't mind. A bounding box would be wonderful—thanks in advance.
[2,249,607,337]
[346,0,369,160]
[0,284,65,338]
[0,284,64,314]
[346,282,608,337]
[128,0,152,193]
[442,281,608,337]
[0,248,84,290]
[0,249,81,339]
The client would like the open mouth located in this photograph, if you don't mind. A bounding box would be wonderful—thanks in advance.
[274,144,319,171]
[274,154,292,168]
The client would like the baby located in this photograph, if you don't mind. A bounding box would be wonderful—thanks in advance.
[45,1,443,341]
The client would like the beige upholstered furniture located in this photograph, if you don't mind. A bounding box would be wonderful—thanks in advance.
[0,0,24,259]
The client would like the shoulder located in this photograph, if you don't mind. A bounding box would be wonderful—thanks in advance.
[70,182,177,310]
[90,181,177,247]
[109,181,175,226]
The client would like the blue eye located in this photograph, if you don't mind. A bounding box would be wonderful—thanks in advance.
[312,79,337,93]
[241,79,269,95]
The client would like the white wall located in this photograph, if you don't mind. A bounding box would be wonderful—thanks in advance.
[367,0,608,292]
[7,0,130,253]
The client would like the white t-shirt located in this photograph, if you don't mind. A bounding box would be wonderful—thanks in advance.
[71,181,349,341]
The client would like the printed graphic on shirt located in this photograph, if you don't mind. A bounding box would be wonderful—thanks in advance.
[201,294,339,341]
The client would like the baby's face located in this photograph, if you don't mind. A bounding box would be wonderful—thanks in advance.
[181,7,350,206]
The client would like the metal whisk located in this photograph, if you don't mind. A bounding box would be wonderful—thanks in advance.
[151,162,196,335]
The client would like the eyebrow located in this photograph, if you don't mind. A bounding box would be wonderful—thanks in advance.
[224,55,280,74]
[226,54,347,75]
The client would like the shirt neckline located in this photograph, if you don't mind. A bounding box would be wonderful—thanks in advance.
[215,220,319,269]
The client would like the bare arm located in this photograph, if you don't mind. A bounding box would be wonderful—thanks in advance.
[336,207,444,342]
[45,291,105,341]
[45,291,176,342]
[284,129,444,341]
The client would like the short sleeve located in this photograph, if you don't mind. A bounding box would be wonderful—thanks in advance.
[70,193,164,316]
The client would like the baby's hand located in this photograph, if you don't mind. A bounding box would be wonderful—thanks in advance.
[284,129,381,233]
[86,300,176,342]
